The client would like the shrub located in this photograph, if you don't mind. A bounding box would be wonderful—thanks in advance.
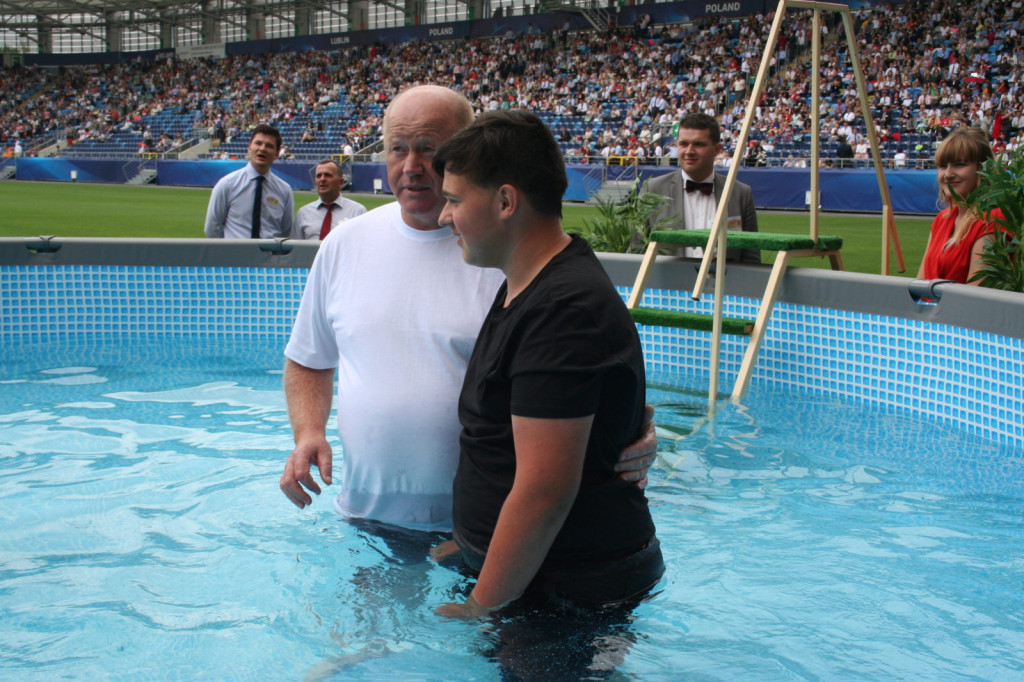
[969,151,1024,293]
[569,179,672,254]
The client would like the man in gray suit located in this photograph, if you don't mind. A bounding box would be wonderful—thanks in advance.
[640,113,760,264]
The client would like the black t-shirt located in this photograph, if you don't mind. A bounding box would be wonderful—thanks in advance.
[453,235,655,568]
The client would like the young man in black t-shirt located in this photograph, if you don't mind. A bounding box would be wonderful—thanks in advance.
[431,110,664,620]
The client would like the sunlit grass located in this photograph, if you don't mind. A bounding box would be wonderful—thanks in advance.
[0,181,928,276]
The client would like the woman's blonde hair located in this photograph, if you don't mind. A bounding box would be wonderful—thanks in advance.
[934,126,994,244]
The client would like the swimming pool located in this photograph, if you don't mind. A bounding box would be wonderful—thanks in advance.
[2,335,1021,680]
[1,240,1022,679]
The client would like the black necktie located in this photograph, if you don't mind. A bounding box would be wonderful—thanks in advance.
[685,180,714,195]
[251,175,265,239]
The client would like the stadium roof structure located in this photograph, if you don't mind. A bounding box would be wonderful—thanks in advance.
[0,0,352,23]
[0,0,507,54]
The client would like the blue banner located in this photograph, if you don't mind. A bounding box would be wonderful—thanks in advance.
[638,166,939,214]
[16,158,128,183]
[25,49,171,67]
[15,158,939,214]
[227,13,588,57]
[157,159,316,191]
[350,162,389,194]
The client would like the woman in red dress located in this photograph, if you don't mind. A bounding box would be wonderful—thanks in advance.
[917,126,1002,285]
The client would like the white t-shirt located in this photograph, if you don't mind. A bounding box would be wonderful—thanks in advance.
[285,202,504,530]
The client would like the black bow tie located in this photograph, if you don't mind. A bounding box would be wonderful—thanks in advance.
[685,180,714,195]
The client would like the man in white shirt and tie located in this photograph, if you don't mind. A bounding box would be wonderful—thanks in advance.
[639,113,760,264]
[293,159,367,240]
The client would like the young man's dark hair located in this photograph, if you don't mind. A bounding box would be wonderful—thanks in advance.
[433,110,566,218]
[677,112,721,145]
[251,123,283,150]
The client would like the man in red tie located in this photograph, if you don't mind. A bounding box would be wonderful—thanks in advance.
[639,113,760,264]
[293,159,367,240]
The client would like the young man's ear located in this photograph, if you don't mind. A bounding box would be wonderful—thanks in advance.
[497,184,518,217]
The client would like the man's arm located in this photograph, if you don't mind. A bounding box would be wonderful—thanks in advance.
[280,358,336,508]
[632,175,675,252]
[280,187,295,237]
[204,178,229,238]
[738,182,761,264]
[437,414,593,619]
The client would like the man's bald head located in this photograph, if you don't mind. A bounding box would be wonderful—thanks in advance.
[383,85,474,140]
[383,85,476,231]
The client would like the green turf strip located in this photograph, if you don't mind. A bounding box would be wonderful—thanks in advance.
[0,184,930,277]
[630,307,754,335]
[649,229,843,252]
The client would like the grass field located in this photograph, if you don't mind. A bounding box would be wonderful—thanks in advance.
[0,181,930,276]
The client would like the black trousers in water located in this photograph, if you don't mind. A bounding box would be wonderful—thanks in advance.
[456,537,665,681]
[457,535,665,610]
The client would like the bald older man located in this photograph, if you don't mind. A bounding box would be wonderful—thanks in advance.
[279,86,654,535]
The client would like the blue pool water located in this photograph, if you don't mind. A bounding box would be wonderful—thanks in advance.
[1,335,1022,681]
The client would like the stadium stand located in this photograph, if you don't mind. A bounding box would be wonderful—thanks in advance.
[3,0,1023,168]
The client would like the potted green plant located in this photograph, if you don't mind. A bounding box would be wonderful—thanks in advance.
[969,150,1024,292]
[570,179,672,254]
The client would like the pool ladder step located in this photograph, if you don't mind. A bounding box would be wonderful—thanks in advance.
[648,229,843,254]
[629,308,753,336]
[628,229,843,401]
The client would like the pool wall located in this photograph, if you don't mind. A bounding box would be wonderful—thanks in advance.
[2,237,1022,445]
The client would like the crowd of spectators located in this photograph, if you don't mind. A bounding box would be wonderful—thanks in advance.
[3,0,1024,167]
